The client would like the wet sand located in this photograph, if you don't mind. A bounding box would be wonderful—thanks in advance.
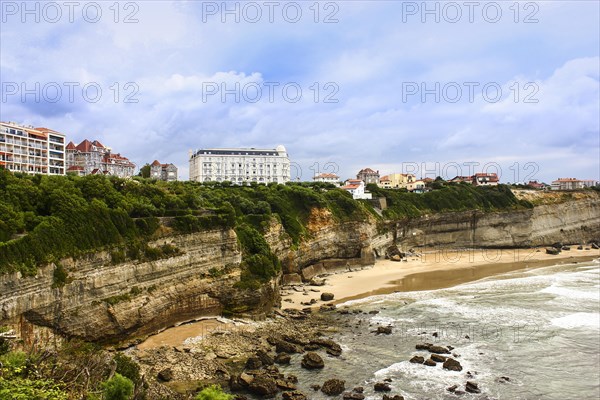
[137,318,233,350]
[282,247,600,308]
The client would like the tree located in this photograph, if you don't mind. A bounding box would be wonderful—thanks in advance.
[138,164,150,179]
[101,373,133,400]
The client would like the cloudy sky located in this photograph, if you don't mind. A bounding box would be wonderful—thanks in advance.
[1,1,598,182]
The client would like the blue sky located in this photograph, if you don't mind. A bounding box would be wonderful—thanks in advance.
[1,0,599,182]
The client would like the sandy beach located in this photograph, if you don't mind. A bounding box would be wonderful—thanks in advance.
[281,247,600,309]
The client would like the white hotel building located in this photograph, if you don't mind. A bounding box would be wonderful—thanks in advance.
[0,122,66,175]
[189,145,290,184]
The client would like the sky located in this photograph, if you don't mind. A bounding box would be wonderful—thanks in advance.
[1,0,599,182]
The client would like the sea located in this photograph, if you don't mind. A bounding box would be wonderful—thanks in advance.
[275,259,600,399]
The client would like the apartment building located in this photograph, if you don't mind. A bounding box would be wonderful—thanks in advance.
[66,139,136,178]
[0,122,66,175]
[356,168,380,184]
[189,145,290,184]
[378,173,416,189]
[150,160,178,181]
[551,178,599,191]
[313,172,340,185]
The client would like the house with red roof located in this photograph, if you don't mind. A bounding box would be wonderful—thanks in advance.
[312,172,340,186]
[150,160,178,181]
[341,179,372,200]
[66,139,135,178]
[356,168,380,184]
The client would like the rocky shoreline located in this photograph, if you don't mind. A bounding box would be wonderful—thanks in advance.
[131,303,508,399]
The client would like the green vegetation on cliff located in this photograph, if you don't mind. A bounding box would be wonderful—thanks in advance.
[367,182,533,219]
[0,169,370,278]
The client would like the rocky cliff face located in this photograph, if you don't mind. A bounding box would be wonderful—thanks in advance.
[392,195,600,248]
[1,194,598,343]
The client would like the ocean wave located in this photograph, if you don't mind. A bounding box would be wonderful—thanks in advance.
[550,312,600,329]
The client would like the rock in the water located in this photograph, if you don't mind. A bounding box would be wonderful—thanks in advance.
[443,358,463,371]
[321,379,345,396]
[409,355,425,364]
[248,376,279,397]
[428,345,451,354]
[321,292,335,301]
[282,391,308,400]
[423,358,437,366]
[374,382,392,392]
[275,353,291,365]
[415,343,432,350]
[376,326,393,335]
[276,379,297,391]
[157,368,173,382]
[465,381,481,394]
[256,349,274,366]
[274,339,302,354]
[310,338,343,356]
[310,384,321,391]
[431,354,447,363]
[382,396,404,400]
[447,384,458,392]
[301,352,324,369]
[343,392,365,400]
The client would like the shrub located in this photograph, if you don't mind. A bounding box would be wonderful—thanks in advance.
[101,373,134,400]
[195,384,234,400]
[52,263,68,288]
[113,353,140,385]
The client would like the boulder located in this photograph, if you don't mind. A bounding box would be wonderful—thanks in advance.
[376,326,393,335]
[310,384,321,391]
[321,292,335,301]
[423,358,437,366]
[431,354,447,363]
[275,353,291,365]
[409,355,424,364]
[343,392,365,400]
[248,376,279,397]
[546,247,560,255]
[561,246,571,251]
[282,391,308,400]
[239,372,254,386]
[157,368,173,382]
[382,396,404,400]
[310,338,342,356]
[301,264,327,281]
[551,242,563,249]
[465,381,481,394]
[577,245,584,250]
[428,345,451,354]
[301,352,324,369]
[274,339,302,354]
[321,379,345,396]
[447,384,458,392]
[591,242,599,249]
[374,382,392,392]
[391,254,402,262]
[276,379,297,391]
[415,343,432,350]
[442,358,463,371]
[245,356,263,370]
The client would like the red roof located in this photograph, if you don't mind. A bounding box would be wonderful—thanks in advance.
[314,173,339,179]
[151,160,162,167]
[75,139,94,152]
[92,140,106,148]
[341,184,360,190]
[67,165,84,171]
[66,141,76,150]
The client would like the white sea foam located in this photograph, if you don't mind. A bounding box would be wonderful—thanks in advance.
[550,312,600,329]
[540,285,600,301]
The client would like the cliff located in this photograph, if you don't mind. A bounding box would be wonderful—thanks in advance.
[1,192,598,344]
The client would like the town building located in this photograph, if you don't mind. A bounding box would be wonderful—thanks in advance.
[189,145,290,184]
[356,168,380,185]
[407,179,428,193]
[313,172,340,185]
[377,173,417,189]
[551,178,598,191]
[449,176,472,184]
[65,139,136,178]
[341,179,372,199]
[472,173,499,186]
[527,180,547,190]
[150,160,178,181]
[0,121,66,175]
